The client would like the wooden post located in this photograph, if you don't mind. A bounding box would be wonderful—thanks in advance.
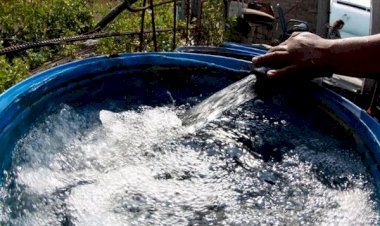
[186,0,190,44]
[139,0,147,52]
[195,0,202,45]
[172,0,177,50]
[150,0,158,51]
[371,0,380,34]
[316,0,330,37]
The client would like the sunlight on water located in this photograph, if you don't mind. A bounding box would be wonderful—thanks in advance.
[0,100,379,225]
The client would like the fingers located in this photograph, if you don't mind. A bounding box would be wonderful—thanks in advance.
[252,51,289,67]
[268,44,288,53]
[266,65,298,79]
[267,32,302,53]
[267,65,332,80]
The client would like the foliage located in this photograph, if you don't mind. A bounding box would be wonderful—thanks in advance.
[0,56,29,93]
[0,0,93,41]
[94,0,177,54]
[0,0,94,92]
[197,0,225,45]
[0,0,226,93]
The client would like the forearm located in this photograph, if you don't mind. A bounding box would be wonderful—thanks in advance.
[324,34,380,77]
[252,32,380,79]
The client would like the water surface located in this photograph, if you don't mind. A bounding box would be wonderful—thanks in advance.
[0,81,378,225]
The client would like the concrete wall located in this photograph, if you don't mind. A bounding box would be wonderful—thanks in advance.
[261,0,319,32]
[234,0,319,44]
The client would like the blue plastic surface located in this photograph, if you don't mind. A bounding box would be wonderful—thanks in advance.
[175,46,263,60]
[221,42,269,55]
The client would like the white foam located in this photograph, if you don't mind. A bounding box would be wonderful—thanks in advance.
[1,104,378,225]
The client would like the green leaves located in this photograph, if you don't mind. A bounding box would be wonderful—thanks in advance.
[0,0,227,93]
[0,56,29,93]
[199,0,225,45]
[0,0,93,93]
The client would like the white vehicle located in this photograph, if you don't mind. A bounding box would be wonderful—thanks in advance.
[329,0,371,38]
[325,1,373,98]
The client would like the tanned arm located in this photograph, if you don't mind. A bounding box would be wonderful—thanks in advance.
[252,32,380,79]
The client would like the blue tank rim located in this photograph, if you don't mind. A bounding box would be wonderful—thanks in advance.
[175,46,263,57]
[221,42,269,54]
[0,52,252,114]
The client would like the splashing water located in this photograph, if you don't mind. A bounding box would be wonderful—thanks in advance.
[1,102,378,226]
[0,85,379,225]
[181,74,258,132]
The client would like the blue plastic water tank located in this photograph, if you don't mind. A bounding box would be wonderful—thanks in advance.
[0,52,379,192]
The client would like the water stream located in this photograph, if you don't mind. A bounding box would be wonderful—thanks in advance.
[0,75,379,225]
[181,74,258,132]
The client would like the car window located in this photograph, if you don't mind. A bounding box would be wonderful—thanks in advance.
[330,0,371,38]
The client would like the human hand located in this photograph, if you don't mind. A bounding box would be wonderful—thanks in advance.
[252,32,334,79]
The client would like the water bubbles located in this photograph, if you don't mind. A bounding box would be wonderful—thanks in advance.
[226,146,242,159]
[0,100,378,225]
